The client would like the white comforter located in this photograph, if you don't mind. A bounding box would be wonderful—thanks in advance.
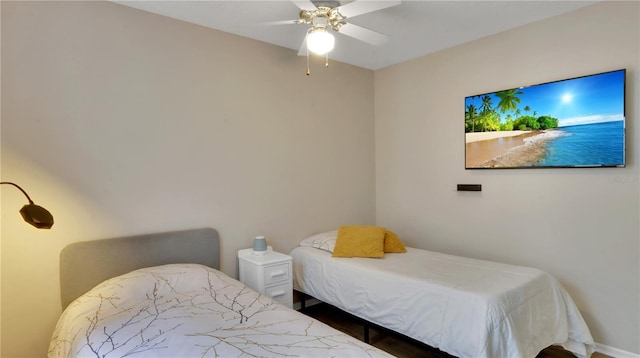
[49,263,393,358]
[291,246,595,358]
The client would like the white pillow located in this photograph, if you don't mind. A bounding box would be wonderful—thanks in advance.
[299,230,338,253]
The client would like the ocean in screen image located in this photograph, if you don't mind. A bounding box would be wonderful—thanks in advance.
[538,120,624,167]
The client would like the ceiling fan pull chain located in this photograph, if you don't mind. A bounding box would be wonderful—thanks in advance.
[306,47,311,76]
[325,53,329,68]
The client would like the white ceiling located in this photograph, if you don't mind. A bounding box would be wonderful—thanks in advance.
[114,0,598,70]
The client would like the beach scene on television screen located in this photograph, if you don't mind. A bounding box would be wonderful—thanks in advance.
[465,70,625,168]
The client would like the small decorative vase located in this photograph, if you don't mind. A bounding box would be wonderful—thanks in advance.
[252,236,267,255]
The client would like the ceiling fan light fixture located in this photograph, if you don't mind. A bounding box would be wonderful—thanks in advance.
[306,25,334,55]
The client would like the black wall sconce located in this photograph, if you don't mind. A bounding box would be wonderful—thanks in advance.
[1,181,54,229]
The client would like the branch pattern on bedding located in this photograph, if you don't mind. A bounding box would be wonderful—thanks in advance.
[49,264,392,358]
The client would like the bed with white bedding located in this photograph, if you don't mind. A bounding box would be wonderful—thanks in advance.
[291,235,596,358]
[49,228,393,358]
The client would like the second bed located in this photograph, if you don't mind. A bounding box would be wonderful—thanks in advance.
[290,231,595,358]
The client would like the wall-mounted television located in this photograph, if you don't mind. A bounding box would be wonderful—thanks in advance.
[465,69,626,169]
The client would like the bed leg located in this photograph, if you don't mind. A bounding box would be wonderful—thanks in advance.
[299,291,306,311]
[364,323,370,344]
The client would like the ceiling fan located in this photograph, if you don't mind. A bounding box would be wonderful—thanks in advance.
[265,0,401,74]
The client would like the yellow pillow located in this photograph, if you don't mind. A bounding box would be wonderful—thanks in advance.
[332,225,386,258]
[384,230,407,253]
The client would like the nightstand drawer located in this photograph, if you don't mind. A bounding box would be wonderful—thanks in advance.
[265,283,292,307]
[265,263,290,285]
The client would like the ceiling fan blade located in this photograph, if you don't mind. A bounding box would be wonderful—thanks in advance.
[254,19,300,26]
[291,0,317,11]
[336,0,401,18]
[339,22,388,46]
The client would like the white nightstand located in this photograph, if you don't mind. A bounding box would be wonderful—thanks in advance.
[238,247,293,308]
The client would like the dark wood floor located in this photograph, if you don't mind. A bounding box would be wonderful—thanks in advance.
[300,302,606,358]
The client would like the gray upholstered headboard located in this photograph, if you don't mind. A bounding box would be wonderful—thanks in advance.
[59,227,220,309]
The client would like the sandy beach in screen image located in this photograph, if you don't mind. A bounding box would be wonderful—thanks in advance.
[466,130,566,168]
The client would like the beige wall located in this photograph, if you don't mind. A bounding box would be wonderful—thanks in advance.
[2,1,639,357]
[375,1,639,355]
[0,1,375,356]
